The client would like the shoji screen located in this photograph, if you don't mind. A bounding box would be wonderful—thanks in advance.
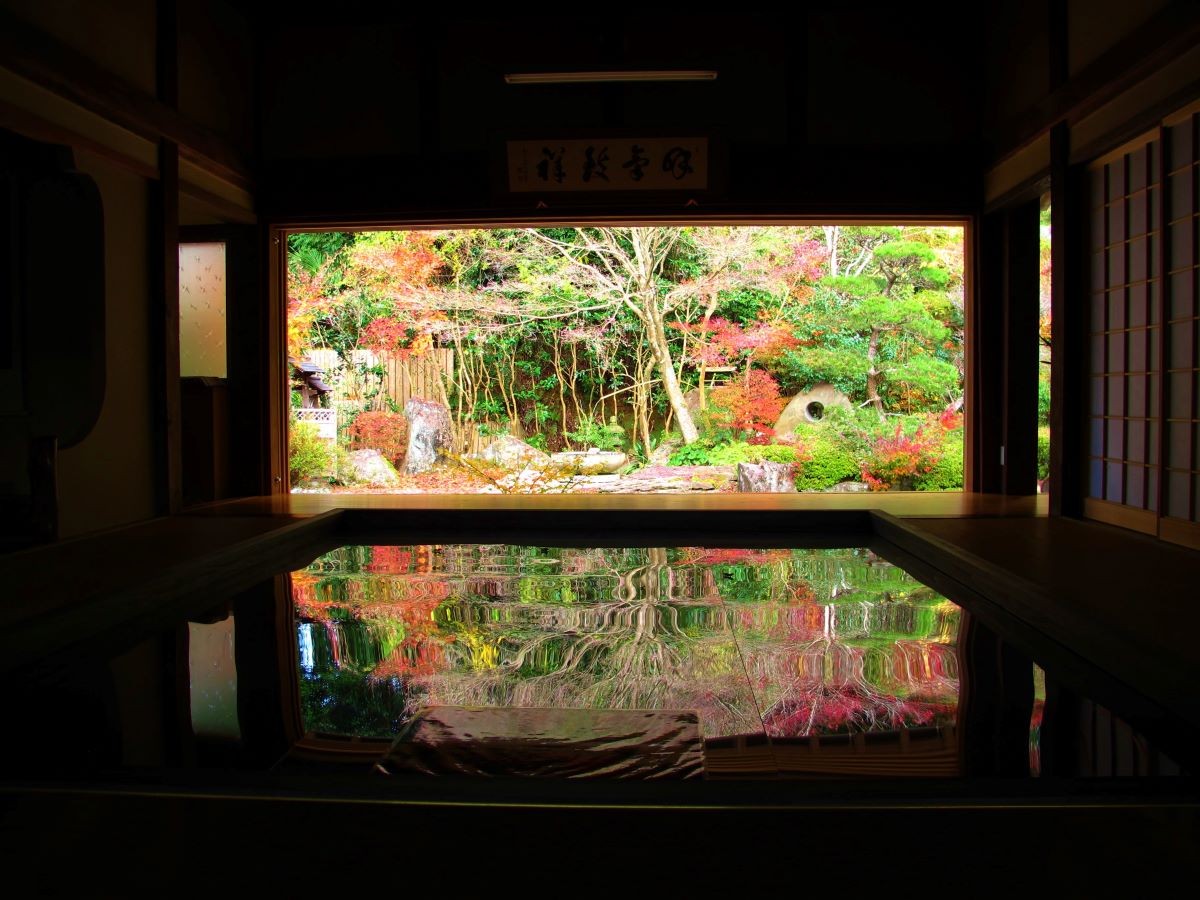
[1164,108,1200,546]
[1085,102,1200,549]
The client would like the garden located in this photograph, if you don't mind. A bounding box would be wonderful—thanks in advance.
[287,225,967,494]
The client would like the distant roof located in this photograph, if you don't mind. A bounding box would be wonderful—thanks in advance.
[289,357,332,392]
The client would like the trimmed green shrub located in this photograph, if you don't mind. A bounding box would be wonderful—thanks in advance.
[792,424,860,491]
[667,441,800,466]
[757,444,801,464]
[289,421,333,485]
[706,442,761,465]
[913,431,964,491]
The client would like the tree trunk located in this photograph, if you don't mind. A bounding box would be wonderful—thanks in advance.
[697,290,721,411]
[823,225,840,276]
[644,301,699,443]
[866,327,884,419]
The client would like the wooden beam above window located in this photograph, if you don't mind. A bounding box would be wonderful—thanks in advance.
[0,8,253,192]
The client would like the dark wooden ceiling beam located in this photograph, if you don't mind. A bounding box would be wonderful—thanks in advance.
[989,0,1200,169]
[0,8,254,191]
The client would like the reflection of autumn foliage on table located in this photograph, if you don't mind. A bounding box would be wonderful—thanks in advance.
[756,639,959,737]
[675,547,794,566]
[762,684,955,737]
[294,544,961,741]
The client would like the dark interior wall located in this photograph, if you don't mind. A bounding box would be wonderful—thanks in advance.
[982,0,1050,141]
[55,151,157,538]
[1,0,162,536]
[257,9,985,219]
[178,0,255,155]
[1067,0,1169,77]
[1,0,157,94]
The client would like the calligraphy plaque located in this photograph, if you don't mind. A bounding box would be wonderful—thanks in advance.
[506,138,708,192]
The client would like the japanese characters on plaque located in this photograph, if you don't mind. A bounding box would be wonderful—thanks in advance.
[507,138,708,192]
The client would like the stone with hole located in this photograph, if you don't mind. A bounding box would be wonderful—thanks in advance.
[774,382,854,442]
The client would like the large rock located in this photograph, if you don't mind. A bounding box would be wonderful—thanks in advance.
[648,438,682,466]
[550,449,627,474]
[348,449,400,486]
[737,461,797,493]
[403,398,452,474]
[774,382,854,442]
[823,480,869,493]
[480,434,550,468]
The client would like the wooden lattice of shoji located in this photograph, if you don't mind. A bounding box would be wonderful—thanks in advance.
[1085,101,1200,550]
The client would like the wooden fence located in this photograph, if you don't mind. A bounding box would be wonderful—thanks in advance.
[307,347,454,412]
[306,347,500,454]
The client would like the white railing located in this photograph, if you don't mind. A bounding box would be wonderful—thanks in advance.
[294,407,338,440]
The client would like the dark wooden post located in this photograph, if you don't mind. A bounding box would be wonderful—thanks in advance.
[972,213,1006,493]
[1001,200,1041,495]
[151,0,182,514]
[958,612,1035,776]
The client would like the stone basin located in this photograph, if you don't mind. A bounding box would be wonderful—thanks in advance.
[549,450,627,474]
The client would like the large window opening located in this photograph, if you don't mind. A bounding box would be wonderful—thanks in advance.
[285,225,965,495]
[1040,198,1052,494]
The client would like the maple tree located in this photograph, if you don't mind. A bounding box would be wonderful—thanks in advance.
[705,368,788,442]
[348,411,408,465]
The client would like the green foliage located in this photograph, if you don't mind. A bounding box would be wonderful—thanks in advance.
[668,440,800,466]
[706,442,768,465]
[332,445,362,487]
[525,433,548,451]
[289,421,333,485]
[1038,368,1051,425]
[1037,426,1051,482]
[299,669,410,737]
[288,231,353,275]
[912,430,964,491]
[757,444,801,464]
[567,416,626,451]
[668,443,714,465]
[884,354,961,409]
[792,425,861,490]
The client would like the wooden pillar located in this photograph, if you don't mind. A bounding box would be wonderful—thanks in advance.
[151,0,182,514]
[972,213,1006,493]
[1002,200,1041,495]
[974,202,1041,496]
[1049,122,1086,515]
[957,612,1034,777]
[234,576,302,766]
[1039,676,1084,776]
[267,226,288,493]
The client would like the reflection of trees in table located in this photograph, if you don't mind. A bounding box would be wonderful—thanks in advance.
[294,545,961,739]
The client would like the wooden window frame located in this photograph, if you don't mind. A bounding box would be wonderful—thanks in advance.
[265,215,978,497]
